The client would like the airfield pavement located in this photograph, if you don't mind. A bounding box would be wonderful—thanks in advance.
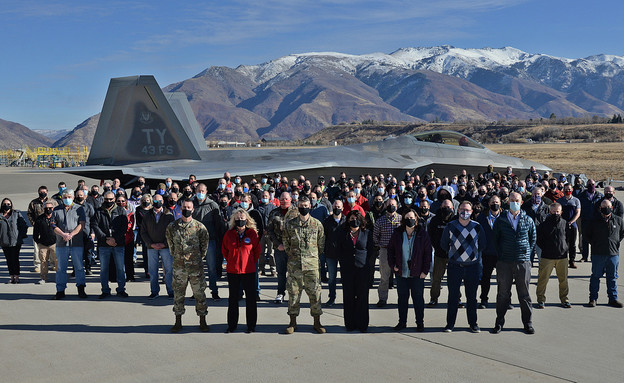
[0,167,623,383]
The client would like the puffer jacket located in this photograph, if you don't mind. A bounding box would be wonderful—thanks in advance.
[493,210,536,263]
[0,210,28,247]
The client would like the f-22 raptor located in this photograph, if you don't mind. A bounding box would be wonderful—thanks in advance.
[66,75,550,184]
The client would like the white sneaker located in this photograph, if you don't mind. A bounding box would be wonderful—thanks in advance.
[275,294,284,304]
[37,279,46,284]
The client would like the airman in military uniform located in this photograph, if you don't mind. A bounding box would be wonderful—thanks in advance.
[282,196,326,334]
[165,199,210,333]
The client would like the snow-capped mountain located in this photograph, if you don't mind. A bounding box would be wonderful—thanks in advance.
[57,46,624,146]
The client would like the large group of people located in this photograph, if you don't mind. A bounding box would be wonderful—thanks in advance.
[2,165,623,334]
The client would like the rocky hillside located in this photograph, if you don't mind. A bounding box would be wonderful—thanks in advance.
[0,118,53,149]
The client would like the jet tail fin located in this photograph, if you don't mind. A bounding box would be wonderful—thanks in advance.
[87,75,204,166]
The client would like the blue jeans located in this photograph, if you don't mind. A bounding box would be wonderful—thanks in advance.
[326,257,338,300]
[589,255,619,301]
[397,276,425,325]
[447,262,482,328]
[56,246,85,292]
[274,249,288,295]
[205,240,218,294]
[147,248,173,295]
[99,246,126,294]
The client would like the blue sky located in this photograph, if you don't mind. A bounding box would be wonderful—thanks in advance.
[1,0,623,132]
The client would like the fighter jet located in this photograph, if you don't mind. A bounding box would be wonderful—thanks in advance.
[66,75,550,185]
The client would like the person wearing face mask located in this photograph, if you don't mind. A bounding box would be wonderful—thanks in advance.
[221,209,261,333]
[33,201,58,283]
[74,190,96,276]
[282,196,326,334]
[584,199,624,308]
[416,200,435,228]
[0,198,28,284]
[343,190,365,216]
[338,210,375,332]
[154,183,167,198]
[50,181,67,206]
[192,184,219,276]
[427,199,456,307]
[137,177,151,195]
[413,186,433,208]
[50,190,87,299]
[544,180,564,202]
[116,195,137,282]
[492,192,537,335]
[498,187,510,210]
[28,185,56,273]
[92,191,129,299]
[128,187,143,210]
[387,210,431,332]
[372,199,402,307]
[321,200,345,306]
[477,195,502,309]
[578,179,603,262]
[234,194,264,301]
[521,186,550,267]
[166,193,182,220]
[87,185,103,210]
[440,201,486,333]
[166,199,210,332]
[535,203,570,309]
[557,184,582,268]
[595,186,624,218]
[257,191,277,277]
[266,192,299,304]
[135,194,152,279]
[352,182,370,211]
[431,186,459,215]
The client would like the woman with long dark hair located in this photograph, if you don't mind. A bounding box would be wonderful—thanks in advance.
[0,198,28,283]
[387,209,432,332]
[338,210,375,332]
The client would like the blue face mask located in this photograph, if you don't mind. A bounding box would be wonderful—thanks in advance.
[261,178,267,184]
[509,201,521,212]
[59,187,66,193]
[243,187,249,193]
[63,198,72,206]
[378,188,385,194]
[347,197,356,204]
[240,202,249,209]
[404,198,412,205]
[196,193,206,201]
[459,211,472,220]
[157,189,165,195]
[275,178,280,184]
[517,187,525,193]
[261,198,269,204]
[399,186,405,192]
[218,184,225,190]
[390,194,397,199]
[165,182,172,188]
[353,188,361,195]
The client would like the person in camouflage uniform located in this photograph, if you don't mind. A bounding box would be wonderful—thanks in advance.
[282,196,326,334]
[266,192,299,303]
[165,199,210,333]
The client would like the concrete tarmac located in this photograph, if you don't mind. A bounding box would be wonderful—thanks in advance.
[1,168,623,383]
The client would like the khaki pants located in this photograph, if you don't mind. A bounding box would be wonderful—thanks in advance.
[33,242,41,271]
[37,244,57,281]
[430,255,449,302]
[377,248,392,301]
[536,258,569,304]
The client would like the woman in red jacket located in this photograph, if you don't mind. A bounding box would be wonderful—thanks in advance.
[222,208,261,333]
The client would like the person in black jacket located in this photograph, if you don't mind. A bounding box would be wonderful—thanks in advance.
[337,210,374,332]
[476,195,502,309]
[585,199,624,308]
[522,186,549,266]
[536,203,570,309]
[427,199,455,306]
[33,201,58,283]
[0,198,28,284]
[322,200,346,306]
[93,191,129,299]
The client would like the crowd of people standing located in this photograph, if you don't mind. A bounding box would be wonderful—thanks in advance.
[2,165,623,334]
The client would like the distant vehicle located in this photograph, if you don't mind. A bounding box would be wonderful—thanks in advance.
[64,75,551,186]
